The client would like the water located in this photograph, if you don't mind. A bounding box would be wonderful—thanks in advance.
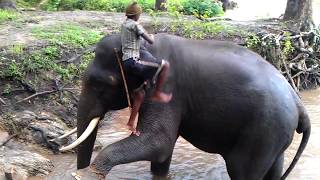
[225,0,320,26]
[47,89,320,180]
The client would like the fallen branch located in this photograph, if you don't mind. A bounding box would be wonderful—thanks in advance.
[16,90,58,104]
[15,86,79,104]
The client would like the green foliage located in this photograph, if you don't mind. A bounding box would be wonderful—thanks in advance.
[1,23,99,81]
[282,32,294,57]
[16,0,41,8]
[1,46,93,81]
[32,23,103,48]
[0,9,18,24]
[80,52,94,72]
[182,0,224,18]
[8,44,24,54]
[159,18,241,40]
[41,0,62,11]
[245,34,261,50]
[2,84,12,95]
[7,60,24,79]
[16,0,223,18]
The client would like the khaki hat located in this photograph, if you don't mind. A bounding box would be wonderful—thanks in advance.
[125,2,142,16]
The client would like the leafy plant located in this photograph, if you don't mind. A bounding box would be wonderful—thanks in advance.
[8,44,24,54]
[282,32,294,57]
[0,9,18,24]
[182,0,224,18]
[41,0,62,11]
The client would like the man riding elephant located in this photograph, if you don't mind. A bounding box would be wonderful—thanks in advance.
[55,31,310,179]
[121,2,172,135]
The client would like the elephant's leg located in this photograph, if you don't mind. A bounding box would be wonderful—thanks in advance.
[78,102,180,178]
[224,131,285,180]
[151,154,173,176]
[263,153,284,180]
[89,132,175,177]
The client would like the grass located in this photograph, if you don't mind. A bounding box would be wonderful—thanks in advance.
[32,23,103,48]
[0,23,102,81]
[152,16,247,40]
[0,9,18,24]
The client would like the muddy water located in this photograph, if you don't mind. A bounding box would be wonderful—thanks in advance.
[47,89,320,180]
[225,0,320,25]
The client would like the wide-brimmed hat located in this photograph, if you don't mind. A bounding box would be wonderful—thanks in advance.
[125,2,142,16]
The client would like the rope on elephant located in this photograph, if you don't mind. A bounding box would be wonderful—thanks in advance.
[114,48,132,108]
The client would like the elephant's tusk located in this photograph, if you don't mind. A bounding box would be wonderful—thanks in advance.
[49,128,77,142]
[59,117,100,152]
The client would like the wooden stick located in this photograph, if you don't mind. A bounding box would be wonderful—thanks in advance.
[114,48,132,108]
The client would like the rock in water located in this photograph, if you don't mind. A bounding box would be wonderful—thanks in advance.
[0,146,54,178]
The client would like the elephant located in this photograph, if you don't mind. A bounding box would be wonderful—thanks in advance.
[59,33,310,180]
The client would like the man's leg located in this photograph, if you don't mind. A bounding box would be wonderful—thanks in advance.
[127,88,145,136]
[150,60,172,103]
[138,50,172,103]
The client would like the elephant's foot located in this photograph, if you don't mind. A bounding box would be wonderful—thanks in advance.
[151,154,172,177]
[71,166,105,180]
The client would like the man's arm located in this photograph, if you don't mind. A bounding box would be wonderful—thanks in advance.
[136,23,154,44]
[141,33,154,44]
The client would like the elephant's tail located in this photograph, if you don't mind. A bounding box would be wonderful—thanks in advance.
[281,104,311,180]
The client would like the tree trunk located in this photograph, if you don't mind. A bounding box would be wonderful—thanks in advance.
[283,0,314,31]
[0,0,16,9]
[155,0,167,11]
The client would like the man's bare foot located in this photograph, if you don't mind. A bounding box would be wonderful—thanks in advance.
[127,124,140,136]
[151,92,172,103]
[71,167,105,180]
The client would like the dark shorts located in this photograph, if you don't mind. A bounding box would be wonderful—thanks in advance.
[123,49,162,81]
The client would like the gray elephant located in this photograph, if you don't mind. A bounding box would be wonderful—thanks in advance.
[59,33,310,180]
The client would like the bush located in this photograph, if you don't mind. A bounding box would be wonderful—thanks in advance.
[16,0,224,18]
[0,9,18,24]
[40,0,62,11]
[182,0,224,18]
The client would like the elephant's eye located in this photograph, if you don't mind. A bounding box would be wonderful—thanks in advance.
[107,75,118,86]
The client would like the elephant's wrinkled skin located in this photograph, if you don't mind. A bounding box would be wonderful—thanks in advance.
[75,34,310,179]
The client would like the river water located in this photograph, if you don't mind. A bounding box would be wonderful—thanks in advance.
[47,89,320,180]
[225,0,320,26]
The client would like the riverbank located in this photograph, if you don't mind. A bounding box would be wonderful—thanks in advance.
[0,10,319,178]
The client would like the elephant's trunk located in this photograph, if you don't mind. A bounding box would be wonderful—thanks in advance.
[76,116,99,169]
[74,89,106,169]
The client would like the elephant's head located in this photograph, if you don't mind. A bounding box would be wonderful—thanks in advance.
[59,35,144,169]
